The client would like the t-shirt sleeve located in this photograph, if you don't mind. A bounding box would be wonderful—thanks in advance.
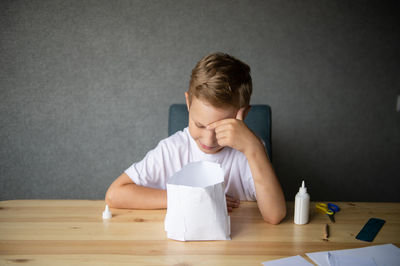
[125,140,173,190]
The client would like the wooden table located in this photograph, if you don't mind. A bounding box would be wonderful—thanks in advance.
[0,200,399,265]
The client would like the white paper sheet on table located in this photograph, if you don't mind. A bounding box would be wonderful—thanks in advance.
[164,161,230,241]
[327,252,377,266]
[306,244,400,266]
[262,255,313,266]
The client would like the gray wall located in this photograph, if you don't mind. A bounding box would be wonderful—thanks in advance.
[1,0,399,202]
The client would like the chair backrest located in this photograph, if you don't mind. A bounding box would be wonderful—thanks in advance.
[168,104,272,160]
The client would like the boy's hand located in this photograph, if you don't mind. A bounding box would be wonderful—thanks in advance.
[207,107,262,155]
[226,195,240,212]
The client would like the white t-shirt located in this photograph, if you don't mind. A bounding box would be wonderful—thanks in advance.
[125,127,256,201]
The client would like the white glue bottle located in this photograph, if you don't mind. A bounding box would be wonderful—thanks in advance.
[294,180,310,224]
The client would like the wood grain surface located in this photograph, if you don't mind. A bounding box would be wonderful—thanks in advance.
[1,200,399,265]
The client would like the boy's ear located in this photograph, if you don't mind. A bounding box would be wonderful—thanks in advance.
[236,106,252,121]
[184,92,190,112]
[243,105,252,120]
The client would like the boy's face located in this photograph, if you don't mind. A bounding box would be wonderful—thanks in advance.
[185,92,238,154]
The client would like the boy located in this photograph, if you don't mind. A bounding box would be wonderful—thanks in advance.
[106,52,286,224]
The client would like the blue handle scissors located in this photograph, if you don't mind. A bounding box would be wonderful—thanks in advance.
[316,203,340,223]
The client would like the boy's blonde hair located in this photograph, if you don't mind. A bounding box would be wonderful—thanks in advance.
[188,52,252,108]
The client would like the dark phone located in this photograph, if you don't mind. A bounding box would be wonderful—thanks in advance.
[356,218,385,242]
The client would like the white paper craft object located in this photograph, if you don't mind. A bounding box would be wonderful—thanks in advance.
[164,161,231,241]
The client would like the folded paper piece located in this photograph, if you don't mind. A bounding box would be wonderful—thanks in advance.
[306,244,400,266]
[164,161,231,241]
[328,252,377,266]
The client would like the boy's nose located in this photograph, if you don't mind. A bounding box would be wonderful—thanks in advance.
[203,129,217,146]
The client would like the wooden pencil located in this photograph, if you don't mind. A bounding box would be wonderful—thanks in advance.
[324,224,330,239]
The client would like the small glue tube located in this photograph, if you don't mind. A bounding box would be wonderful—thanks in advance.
[102,204,112,219]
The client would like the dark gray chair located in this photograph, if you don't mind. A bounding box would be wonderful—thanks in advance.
[168,104,272,161]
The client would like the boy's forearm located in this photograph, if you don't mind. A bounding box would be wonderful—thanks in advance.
[245,145,286,224]
[106,182,167,209]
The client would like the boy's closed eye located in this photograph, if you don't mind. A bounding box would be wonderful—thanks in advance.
[195,122,206,128]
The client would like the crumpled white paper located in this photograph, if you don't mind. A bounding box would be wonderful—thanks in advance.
[164,161,231,241]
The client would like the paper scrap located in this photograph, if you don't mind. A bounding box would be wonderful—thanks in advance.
[306,244,400,266]
[328,252,377,266]
[262,255,313,266]
[164,161,230,241]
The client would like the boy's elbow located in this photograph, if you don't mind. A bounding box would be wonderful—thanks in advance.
[264,214,285,225]
[105,173,130,208]
[105,187,116,208]
[262,208,287,225]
